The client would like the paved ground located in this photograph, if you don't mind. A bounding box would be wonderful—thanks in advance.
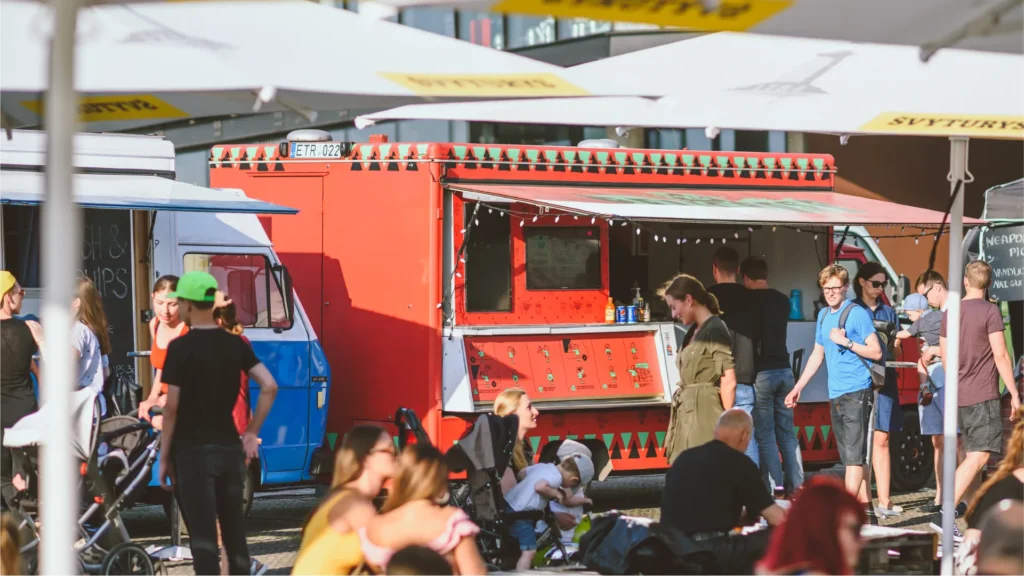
[123,468,954,574]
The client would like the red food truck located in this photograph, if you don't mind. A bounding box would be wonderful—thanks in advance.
[209,133,957,490]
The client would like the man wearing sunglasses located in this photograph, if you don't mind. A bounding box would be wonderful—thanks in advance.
[787,265,883,506]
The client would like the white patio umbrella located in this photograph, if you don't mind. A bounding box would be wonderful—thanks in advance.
[370,0,1023,60]
[0,2,610,572]
[0,0,599,132]
[358,32,1024,573]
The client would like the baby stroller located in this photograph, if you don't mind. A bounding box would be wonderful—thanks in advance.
[441,412,609,571]
[2,388,165,575]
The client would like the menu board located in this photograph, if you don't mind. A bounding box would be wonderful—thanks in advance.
[983,225,1024,302]
[524,227,601,290]
[465,332,663,404]
[81,209,137,403]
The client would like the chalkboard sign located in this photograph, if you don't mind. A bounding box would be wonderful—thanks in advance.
[80,209,137,406]
[983,224,1024,303]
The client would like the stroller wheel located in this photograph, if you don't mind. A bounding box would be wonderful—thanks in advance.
[101,542,155,575]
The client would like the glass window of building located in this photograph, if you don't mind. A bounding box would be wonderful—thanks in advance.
[458,11,505,50]
[507,15,556,49]
[557,18,612,40]
[400,7,456,37]
[646,129,684,150]
[734,130,769,152]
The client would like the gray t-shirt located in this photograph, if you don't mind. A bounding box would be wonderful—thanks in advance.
[906,309,941,347]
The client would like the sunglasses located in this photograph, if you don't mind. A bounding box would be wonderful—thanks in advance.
[866,279,888,289]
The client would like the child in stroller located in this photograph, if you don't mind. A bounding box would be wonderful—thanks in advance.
[504,452,594,571]
[2,388,165,574]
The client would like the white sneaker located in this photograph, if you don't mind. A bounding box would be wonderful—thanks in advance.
[875,503,904,517]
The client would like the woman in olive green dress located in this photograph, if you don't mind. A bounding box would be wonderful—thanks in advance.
[659,274,738,463]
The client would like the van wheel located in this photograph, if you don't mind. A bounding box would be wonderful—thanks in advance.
[242,465,257,517]
[891,408,933,491]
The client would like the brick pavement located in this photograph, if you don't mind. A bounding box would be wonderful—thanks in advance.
[123,477,953,575]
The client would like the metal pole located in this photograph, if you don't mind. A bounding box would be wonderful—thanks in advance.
[40,1,84,574]
[940,137,968,575]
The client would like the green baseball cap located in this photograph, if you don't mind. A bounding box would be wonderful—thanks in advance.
[168,271,218,302]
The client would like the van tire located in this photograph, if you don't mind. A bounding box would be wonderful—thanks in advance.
[891,408,933,492]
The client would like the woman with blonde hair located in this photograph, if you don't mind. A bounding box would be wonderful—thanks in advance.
[953,407,1024,574]
[1,513,20,576]
[493,387,539,494]
[293,425,398,574]
[360,444,485,575]
[658,274,737,463]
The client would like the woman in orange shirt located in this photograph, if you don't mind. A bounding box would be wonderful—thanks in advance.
[138,276,188,429]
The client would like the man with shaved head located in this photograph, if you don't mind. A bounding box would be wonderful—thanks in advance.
[976,500,1024,576]
[660,409,786,573]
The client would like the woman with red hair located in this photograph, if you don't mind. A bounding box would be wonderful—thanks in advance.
[758,477,866,575]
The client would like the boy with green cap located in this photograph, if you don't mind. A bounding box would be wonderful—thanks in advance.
[156,271,278,575]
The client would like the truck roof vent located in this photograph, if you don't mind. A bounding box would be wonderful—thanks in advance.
[286,129,332,142]
[578,139,620,149]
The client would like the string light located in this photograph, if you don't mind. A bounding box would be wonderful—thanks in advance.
[459,228,466,234]
[696,239,701,244]
[636,227,641,236]
[734,232,739,239]
[621,222,628,227]
[573,215,578,220]
[748,227,753,232]
[591,217,596,224]
[554,215,560,223]
[710,238,715,244]
[532,215,538,223]
[663,236,667,243]
[459,257,465,263]
[681,238,687,244]
[475,218,479,226]
[499,210,504,217]
[721,237,726,244]
[654,234,659,241]
[677,238,682,245]
[488,208,492,215]
[772,226,777,232]
[520,220,525,227]
[813,234,818,240]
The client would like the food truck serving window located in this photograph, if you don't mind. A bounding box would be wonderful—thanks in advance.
[465,203,512,312]
[525,227,601,290]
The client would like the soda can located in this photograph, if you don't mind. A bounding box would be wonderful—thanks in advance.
[626,305,637,323]
[616,306,626,323]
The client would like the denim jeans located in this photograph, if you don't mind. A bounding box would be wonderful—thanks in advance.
[734,383,758,466]
[174,444,250,575]
[753,369,804,494]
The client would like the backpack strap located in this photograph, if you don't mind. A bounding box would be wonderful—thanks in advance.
[838,301,855,330]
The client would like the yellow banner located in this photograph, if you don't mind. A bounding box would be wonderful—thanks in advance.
[492,0,791,31]
[381,73,588,97]
[861,113,1024,139]
[22,95,189,123]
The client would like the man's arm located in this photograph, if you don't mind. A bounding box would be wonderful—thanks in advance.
[157,385,180,489]
[245,363,279,438]
[786,344,824,408]
[834,329,883,362]
[940,336,947,367]
[989,331,1021,418]
[720,368,737,410]
[761,503,786,527]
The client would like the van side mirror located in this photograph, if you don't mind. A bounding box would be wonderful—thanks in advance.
[897,274,910,304]
[272,263,295,330]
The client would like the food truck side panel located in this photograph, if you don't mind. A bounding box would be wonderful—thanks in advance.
[210,141,923,478]
[210,145,445,450]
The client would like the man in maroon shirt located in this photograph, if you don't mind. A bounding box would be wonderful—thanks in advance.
[940,261,1020,510]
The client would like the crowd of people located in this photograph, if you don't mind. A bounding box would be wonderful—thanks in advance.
[1,252,1022,575]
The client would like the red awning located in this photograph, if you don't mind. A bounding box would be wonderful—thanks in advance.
[449,183,985,226]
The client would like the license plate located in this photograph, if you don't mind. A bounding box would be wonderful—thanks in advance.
[290,142,344,159]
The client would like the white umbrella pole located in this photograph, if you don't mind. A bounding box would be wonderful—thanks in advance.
[40,1,84,573]
[940,136,968,575]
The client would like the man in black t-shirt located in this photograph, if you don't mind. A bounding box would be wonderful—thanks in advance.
[661,410,786,574]
[708,247,758,465]
[1,271,40,508]
[741,256,804,496]
[157,271,279,575]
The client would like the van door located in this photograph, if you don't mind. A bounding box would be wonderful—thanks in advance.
[181,249,311,480]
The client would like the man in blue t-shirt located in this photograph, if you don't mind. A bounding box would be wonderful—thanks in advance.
[786,264,883,502]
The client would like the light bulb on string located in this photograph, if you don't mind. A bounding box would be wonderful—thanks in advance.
[573,215,578,220]
[499,210,504,217]
[520,220,525,228]
[455,272,462,278]
[663,236,667,243]
[677,238,682,245]
[459,228,466,234]
[772,226,777,232]
[532,215,538,223]
[696,239,701,244]
[636,227,641,236]
[488,208,492,215]
[609,220,614,226]
[475,218,479,226]
[459,257,465,263]
[748,227,753,232]
[814,234,818,240]
[654,234,659,241]
[915,237,920,245]
[710,238,715,244]
[554,215,560,223]
[721,237,727,244]
[621,221,628,227]
[734,232,739,239]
